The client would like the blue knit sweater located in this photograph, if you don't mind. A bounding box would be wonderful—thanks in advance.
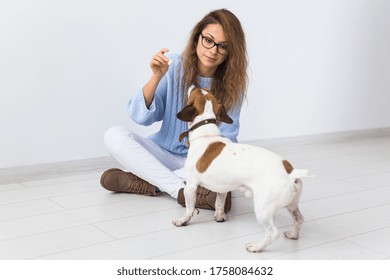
[128,54,242,156]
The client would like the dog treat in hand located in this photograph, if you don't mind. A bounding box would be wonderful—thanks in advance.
[168,59,173,65]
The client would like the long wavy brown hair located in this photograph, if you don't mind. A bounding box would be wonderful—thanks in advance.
[181,9,248,111]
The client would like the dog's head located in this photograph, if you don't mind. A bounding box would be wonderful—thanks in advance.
[177,86,233,124]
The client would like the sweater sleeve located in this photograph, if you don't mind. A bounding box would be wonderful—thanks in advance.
[219,105,241,143]
[127,75,167,126]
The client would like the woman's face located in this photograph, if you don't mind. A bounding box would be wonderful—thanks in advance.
[196,23,228,77]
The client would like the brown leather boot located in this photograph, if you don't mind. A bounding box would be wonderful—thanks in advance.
[177,186,232,213]
[100,168,159,196]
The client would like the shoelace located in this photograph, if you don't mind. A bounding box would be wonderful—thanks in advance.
[126,174,155,195]
[196,188,213,208]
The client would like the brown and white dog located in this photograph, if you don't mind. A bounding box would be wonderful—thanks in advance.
[172,86,313,253]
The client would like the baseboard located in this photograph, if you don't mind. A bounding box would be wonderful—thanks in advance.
[1,127,389,184]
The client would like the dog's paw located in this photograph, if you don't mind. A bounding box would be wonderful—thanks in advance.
[172,218,187,227]
[245,243,264,253]
[214,213,226,223]
[214,217,226,223]
[284,231,299,240]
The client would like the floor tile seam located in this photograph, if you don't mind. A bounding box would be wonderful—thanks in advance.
[306,169,390,185]
[0,184,100,199]
[307,159,390,174]
[343,225,390,241]
[27,242,112,260]
[46,202,386,245]
[276,149,390,160]
[299,184,390,204]
[293,148,390,163]
[46,197,71,211]
[22,182,101,191]
[89,197,256,229]
[342,228,390,258]
[298,203,390,224]
[87,205,383,245]
[163,221,311,258]
[0,223,115,244]
[17,218,389,260]
[149,221,342,260]
[254,138,390,151]
[0,188,101,209]
[91,205,183,228]
[0,205,183,242]
[0,186,132,208]
[0,208,67,224]
[90,223,121,240]
[338,181,390,191]
[1,196,387,242]
[93,224,181,242]
[0,183,28,191]
[341,238,387,255]
[340,168,390,179]
[44,191,143,210]
[268,238,386,260]
[148,230,270,260]
[91,210,260,241]
[26,233,118,260]
[0,197,67,212]
[0,203,185,239]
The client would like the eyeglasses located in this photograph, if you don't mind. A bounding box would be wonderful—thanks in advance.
[200,33,228,55]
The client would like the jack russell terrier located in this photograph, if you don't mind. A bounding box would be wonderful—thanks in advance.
[172,86,313,253]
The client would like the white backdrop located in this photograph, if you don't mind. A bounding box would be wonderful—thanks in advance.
[1,0,390,168]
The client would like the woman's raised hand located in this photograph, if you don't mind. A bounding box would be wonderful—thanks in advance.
[150,48,172,78]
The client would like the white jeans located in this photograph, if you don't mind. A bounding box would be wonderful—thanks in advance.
[104,126,186,198]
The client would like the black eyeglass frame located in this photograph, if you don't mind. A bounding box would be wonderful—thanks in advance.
[199,33,229,55]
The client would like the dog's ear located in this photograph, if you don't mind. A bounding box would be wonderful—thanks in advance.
[216,104,233,124]
[177,104,197,122]
[187,85,196,97]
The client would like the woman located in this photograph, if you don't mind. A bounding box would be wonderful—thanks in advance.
[101,9,248,212]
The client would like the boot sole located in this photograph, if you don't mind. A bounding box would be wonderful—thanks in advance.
[100,168,128,192]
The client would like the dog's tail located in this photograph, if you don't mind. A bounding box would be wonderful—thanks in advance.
[289,168,314,179]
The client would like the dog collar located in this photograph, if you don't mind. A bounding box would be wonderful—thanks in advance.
[179,118,217,147]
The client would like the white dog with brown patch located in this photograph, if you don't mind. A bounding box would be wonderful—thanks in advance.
[172,86,313,253]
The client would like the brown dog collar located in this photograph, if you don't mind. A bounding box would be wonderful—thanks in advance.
[179,118,217,147]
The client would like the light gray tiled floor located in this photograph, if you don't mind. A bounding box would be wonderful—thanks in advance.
[1,133,390,260]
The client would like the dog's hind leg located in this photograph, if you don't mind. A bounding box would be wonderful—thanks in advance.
[172,183,198,227]
[284,179,304,240]
[246,207,280,253]
[284,207,304,240]
[214,192,227,222]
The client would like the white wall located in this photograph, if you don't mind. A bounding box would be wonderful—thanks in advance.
[1,0,390,168]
